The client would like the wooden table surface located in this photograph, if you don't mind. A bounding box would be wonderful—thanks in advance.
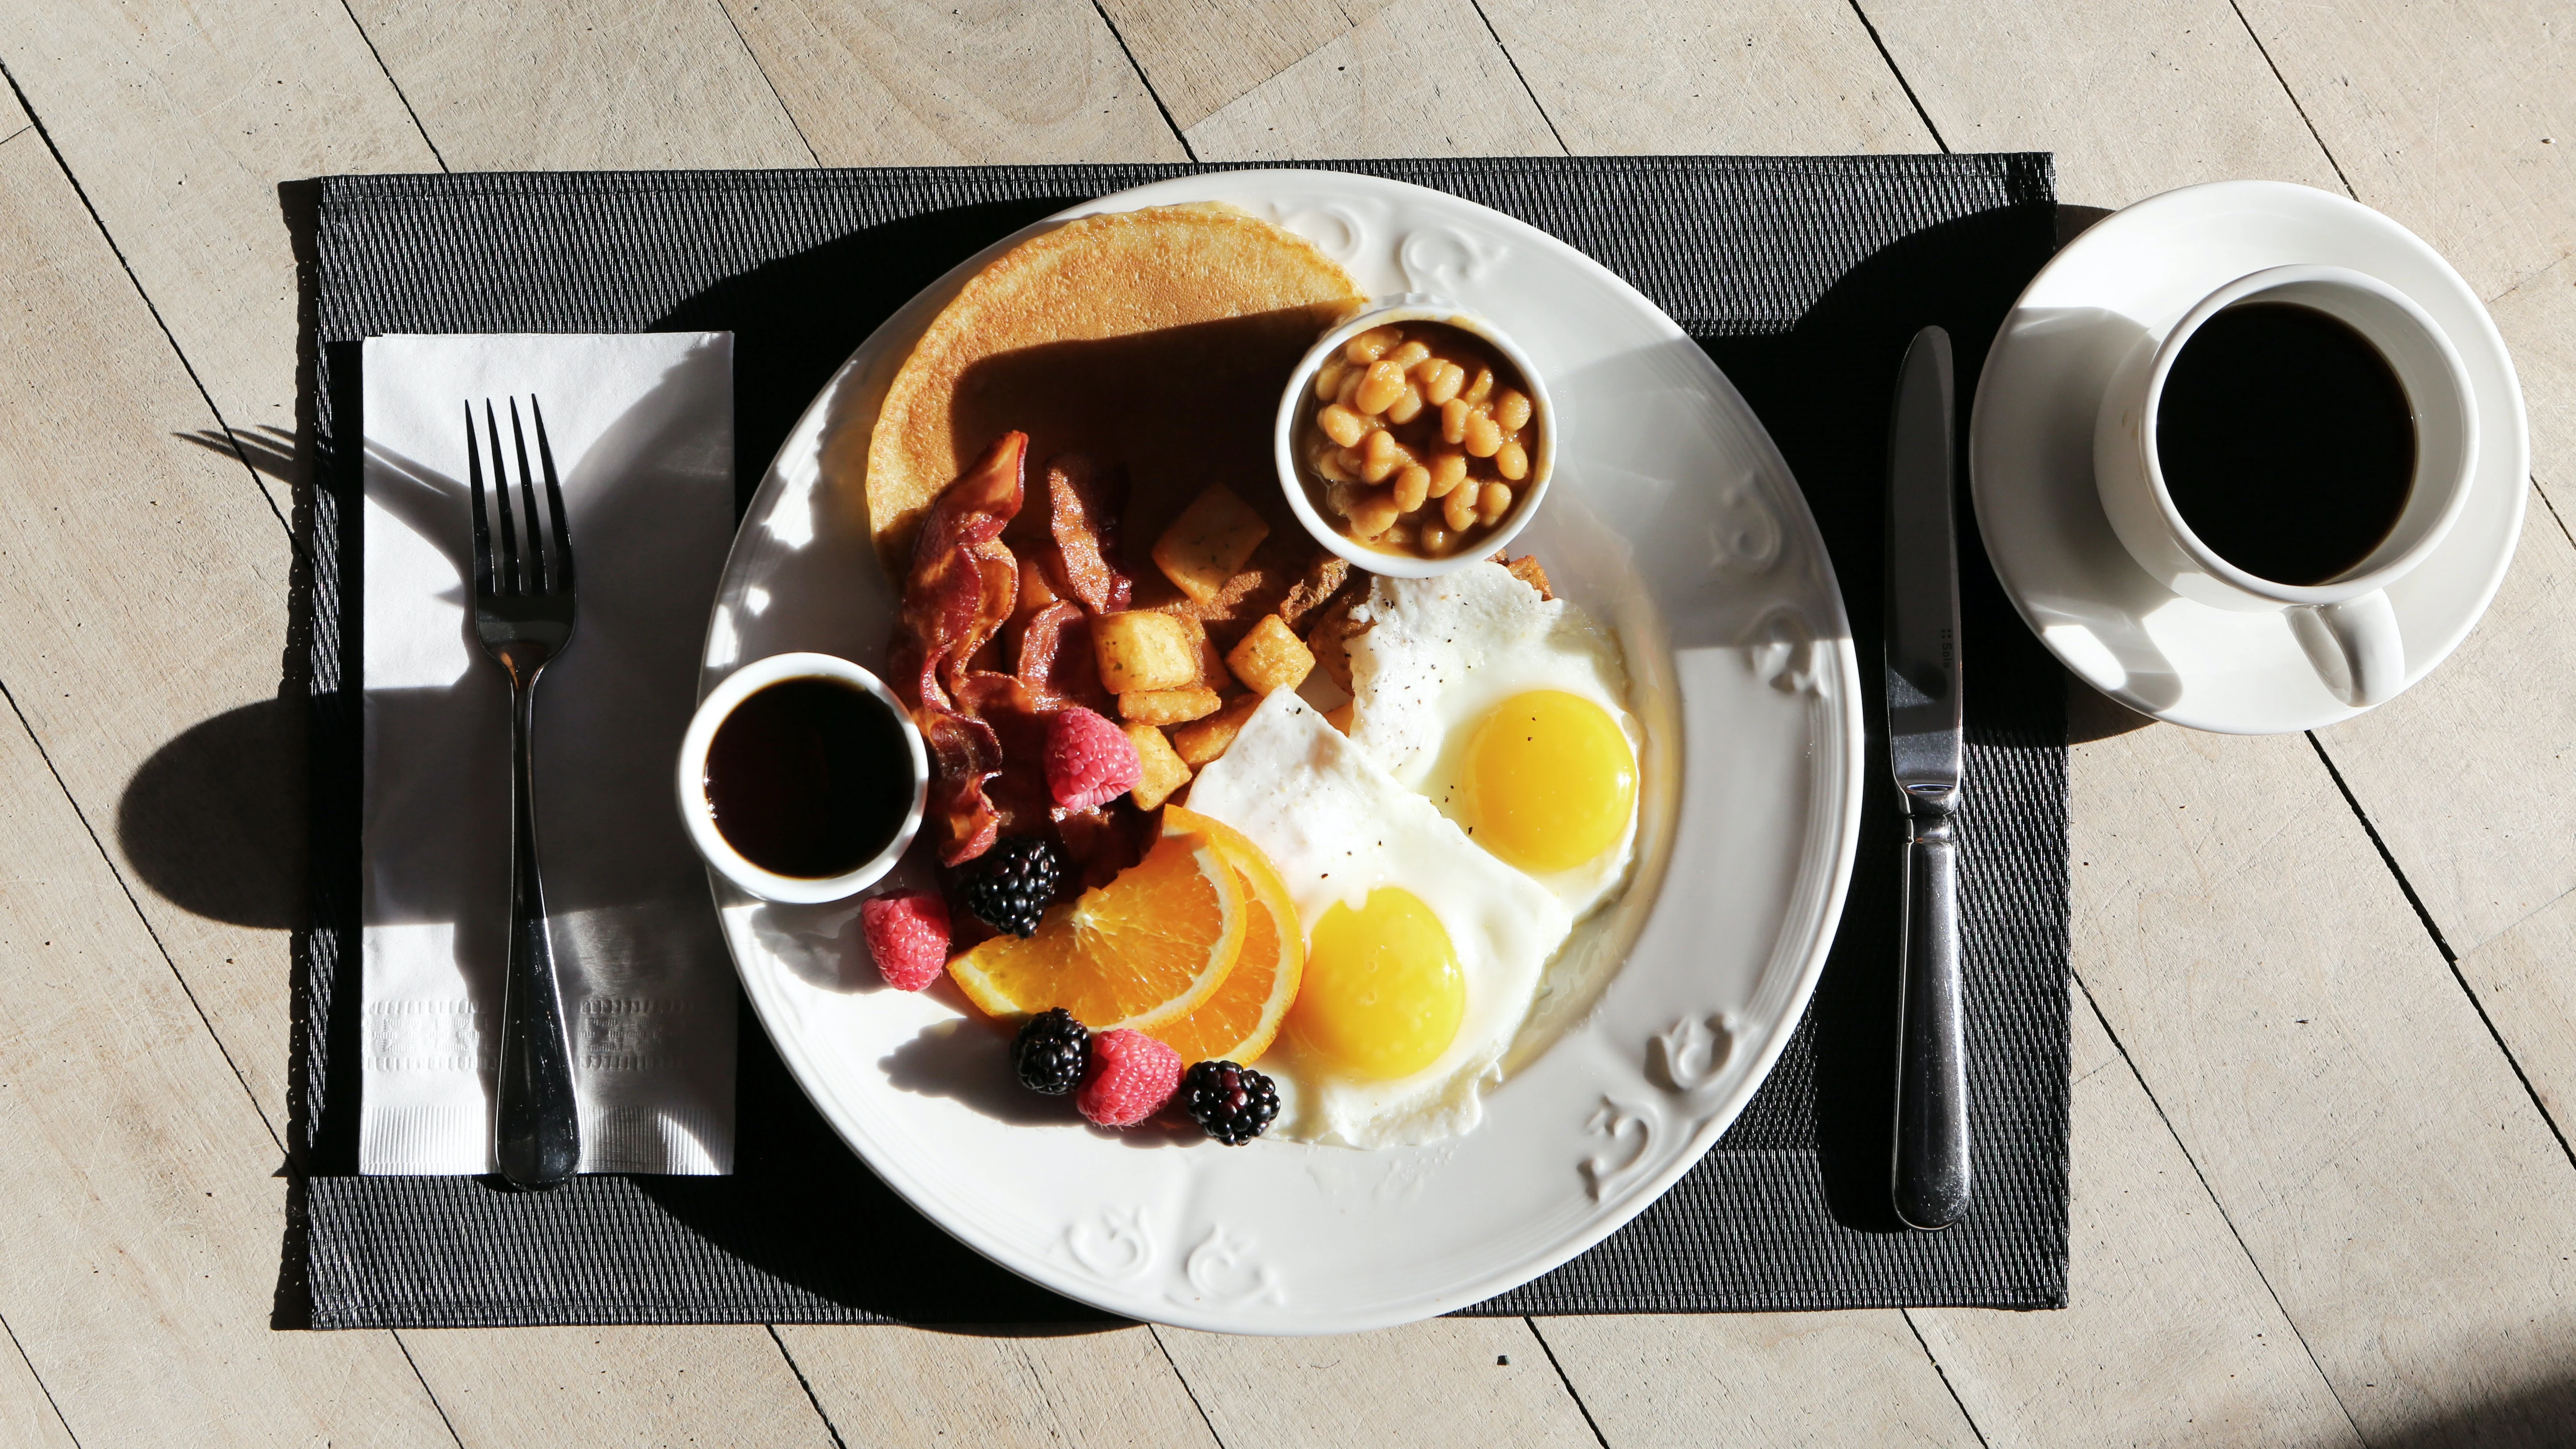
[0,0,2570,1444]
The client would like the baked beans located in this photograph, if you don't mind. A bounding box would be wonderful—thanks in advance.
[1300,319,1542,559]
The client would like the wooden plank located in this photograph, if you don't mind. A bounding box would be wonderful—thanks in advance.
[1154,1318,1598,1449]
[1873,13,2576,1439]
[0,66,834,1449]
[2311,489,2576,957]
[1534,1311,1979,1448]
[1862,0,2342,204]
[0,0,439,478]
[1909,992,2359,1447]
[1478,0,1931,154]
[2233,0,2574,301]
[345,0,813,168]
[0,622,450,1446]
[0,86,310,1135]
[1096,0,1362,132]
[1183,0,1559,161]
[2101,0,2576,978]
[775,1324,1218,1448]
[725,0,1185,165]
[2066,709,2576,1441]
[0,1335,76,1449]
[2189,0,2576,973]
[400,1327,836,1448]
[2488,254,2576,525]
[2458,887,2576,1138]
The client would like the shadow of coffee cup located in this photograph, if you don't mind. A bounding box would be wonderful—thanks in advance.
[2092,263,2477,708]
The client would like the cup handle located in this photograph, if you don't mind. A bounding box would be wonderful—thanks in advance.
[2290,590,2404,708]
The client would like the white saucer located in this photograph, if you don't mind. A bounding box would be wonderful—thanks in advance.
[1970,180,2527,734]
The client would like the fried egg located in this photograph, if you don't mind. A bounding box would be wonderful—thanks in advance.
[1185,692,1571,1147]
[1345,563,1642,919]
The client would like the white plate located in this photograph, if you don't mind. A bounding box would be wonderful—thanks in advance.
[1971,180,2527,734]
[697,171,1864,1333]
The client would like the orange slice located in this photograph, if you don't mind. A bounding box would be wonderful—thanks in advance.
[1149,807,1306,1066]
[947,820,1246,1031]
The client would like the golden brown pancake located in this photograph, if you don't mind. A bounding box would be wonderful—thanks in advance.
[865,202,1363,574]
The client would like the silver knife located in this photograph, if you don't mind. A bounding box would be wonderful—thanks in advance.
[1885,325,1970,1231]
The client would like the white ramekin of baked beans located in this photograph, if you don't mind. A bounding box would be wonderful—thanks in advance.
[1275,299,1556,577]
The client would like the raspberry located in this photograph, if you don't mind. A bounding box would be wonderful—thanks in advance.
[960,836,1066,938]
[1045,706,1143,813]
[1180,1060,1280,1145]
[1076,1030,1183,1128]
[860,889,949,991]
[1012,1008,1091,1096]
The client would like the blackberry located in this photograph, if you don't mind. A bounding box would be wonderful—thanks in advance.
[1012,1008,1091,1096]
[1180,1060,1280,1145]
[961,836,1066,938]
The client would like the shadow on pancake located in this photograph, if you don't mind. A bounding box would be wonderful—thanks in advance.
[654,196,1086,516]
[943,307,1346,550]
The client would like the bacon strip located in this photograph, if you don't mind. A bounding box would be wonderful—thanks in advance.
[890,437,1154,867]
[892,431,1026,712]
[892,432,1025,860]
[916,704,1004,866]
[951,670,1056,840]
[1054,804,1148,892]
[1042,453,1133,614]
[1014,600,1110,716]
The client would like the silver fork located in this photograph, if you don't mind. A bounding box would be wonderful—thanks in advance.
[466,397,581,1189]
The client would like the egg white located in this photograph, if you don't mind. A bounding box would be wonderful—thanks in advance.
[1344,563,1643,920]
[1185,692,1572,1147]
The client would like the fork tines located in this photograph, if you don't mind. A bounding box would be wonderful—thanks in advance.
[464,396,575,597]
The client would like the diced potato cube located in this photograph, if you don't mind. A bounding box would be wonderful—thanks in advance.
[1276,553,1354,633]
[1125,722,1193,811]
[1092,611,1199,694]
[1169,692,1264,768]
[1306,593,1368,693]
[1495,552,1553,599]
[1325,703,1355,735]
[1152,486,1271,604]
[1226,614,1314,695]
[1119,686,1224,727]
[1185,618,1232,691]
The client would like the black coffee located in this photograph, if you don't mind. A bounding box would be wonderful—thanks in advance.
[705,677,913,878]
[2155,301,2416,586]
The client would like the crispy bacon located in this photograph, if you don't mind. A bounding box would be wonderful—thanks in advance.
[1042,454,1133,614]
[891,437,1155,867]
[1055,804,1148,892]
[951,670,1056,839]
[893,432,1026,860]
[1014,601,1110,716]
[916,703,1004,865]
[892,431,1026,712]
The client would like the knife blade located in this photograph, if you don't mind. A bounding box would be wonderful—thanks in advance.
[1885,324,1970,1231]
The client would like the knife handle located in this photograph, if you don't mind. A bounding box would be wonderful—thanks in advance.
[1893,811,1970,1230]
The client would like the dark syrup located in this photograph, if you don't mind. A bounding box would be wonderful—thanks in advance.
[705,677,912,878]
[2155,301,2417,587]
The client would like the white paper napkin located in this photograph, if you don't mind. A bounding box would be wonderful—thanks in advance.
[360,333,738,1175]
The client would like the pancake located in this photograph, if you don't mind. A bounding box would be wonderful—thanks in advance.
[865,202,1363,574]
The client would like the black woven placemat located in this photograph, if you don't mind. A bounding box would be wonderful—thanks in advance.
[293,155,2070,1327]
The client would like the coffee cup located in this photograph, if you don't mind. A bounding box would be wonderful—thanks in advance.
[2093,263,2477,707]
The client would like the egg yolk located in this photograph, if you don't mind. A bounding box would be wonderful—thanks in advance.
[1463,690,1637,875]
[1290,888,1465,1080]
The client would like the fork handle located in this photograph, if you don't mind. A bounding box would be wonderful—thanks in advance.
[495,668,580,1189]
